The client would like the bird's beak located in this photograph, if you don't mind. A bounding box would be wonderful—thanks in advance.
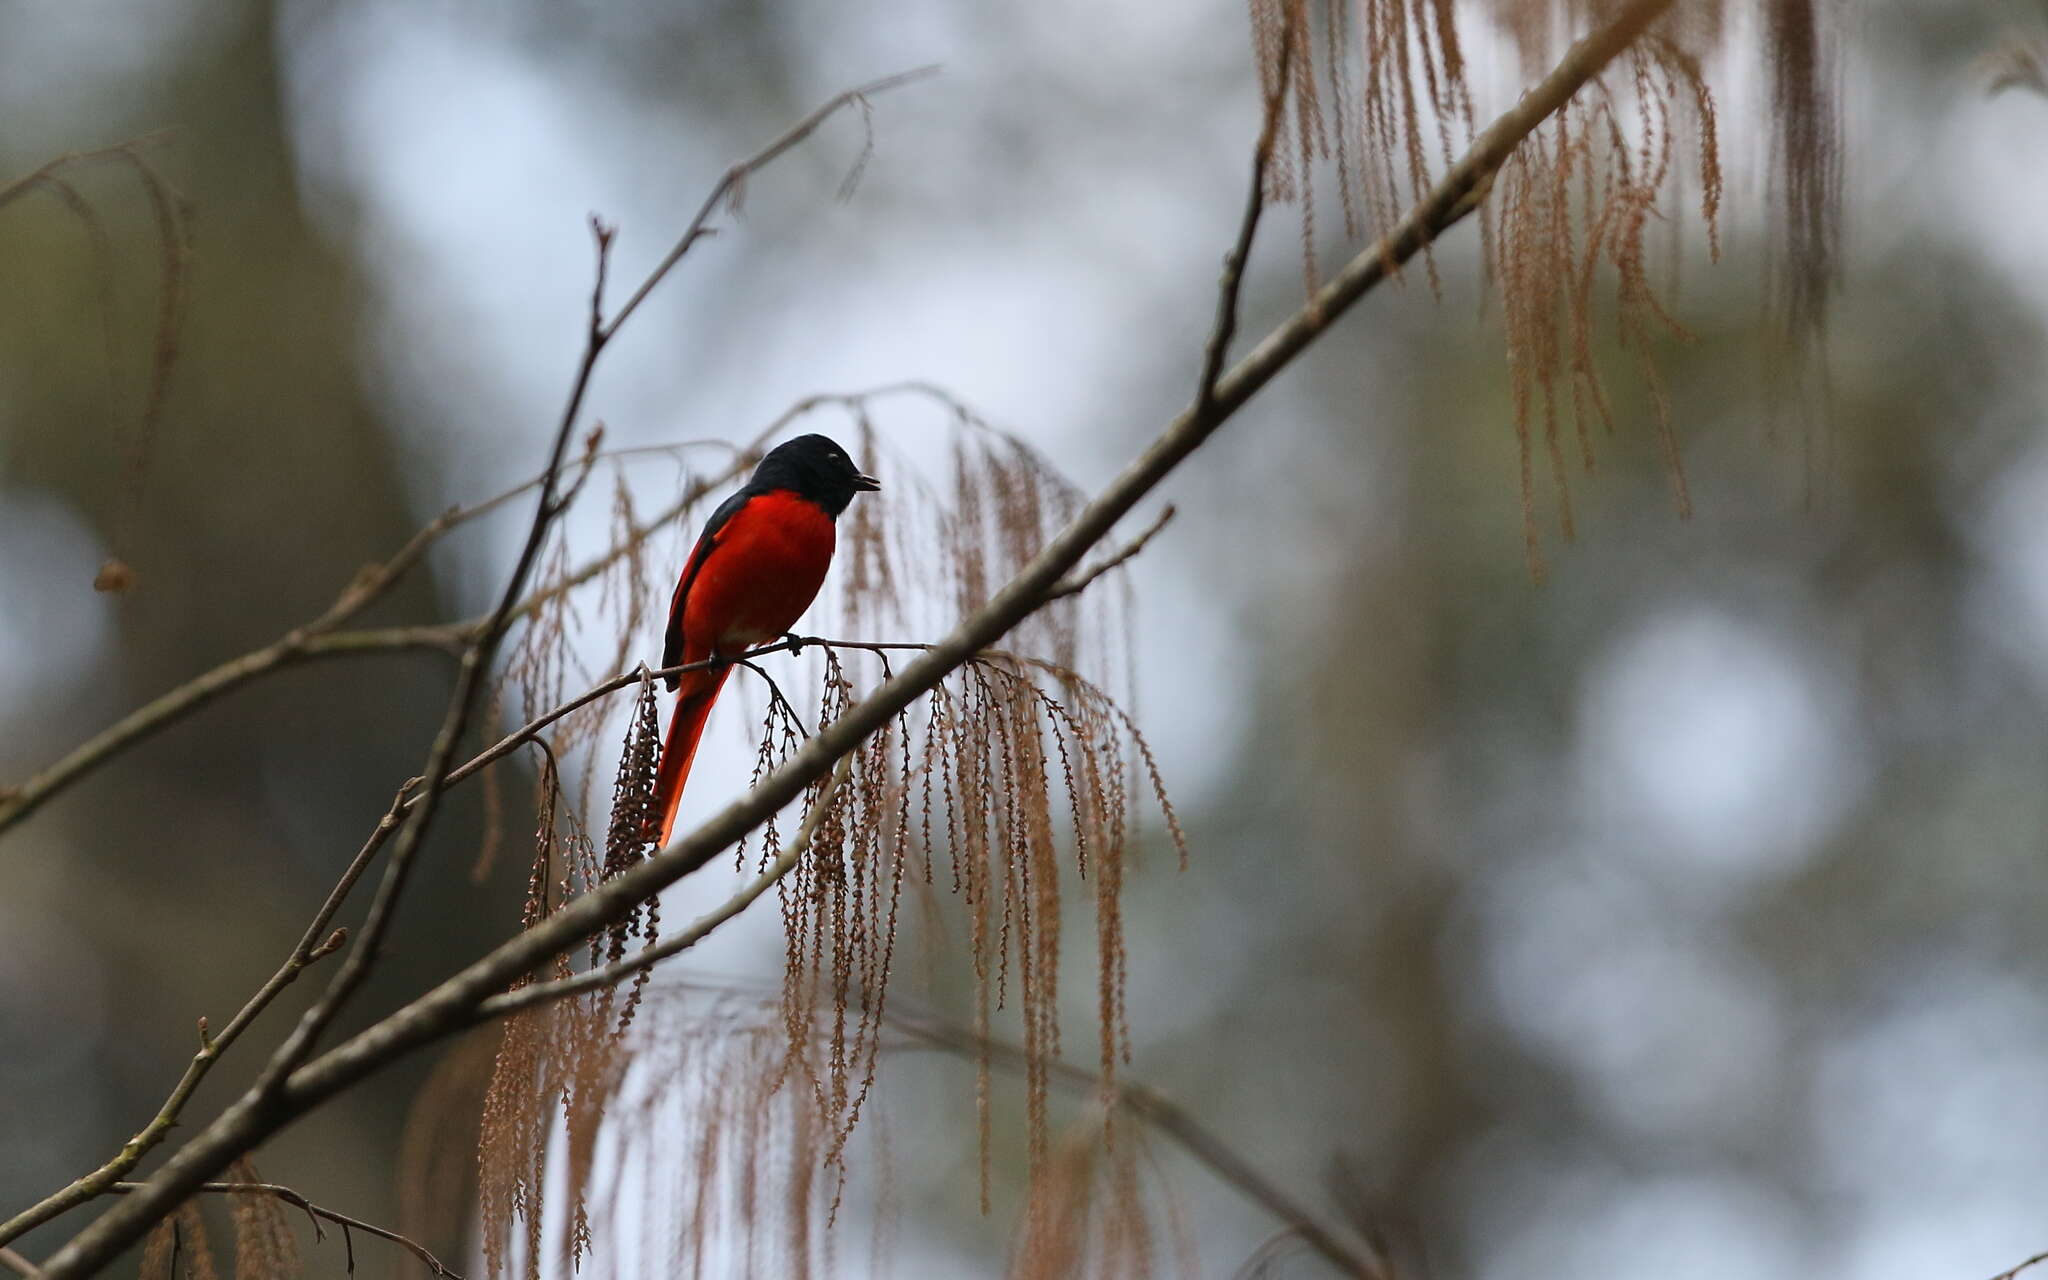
[853,472,882,492]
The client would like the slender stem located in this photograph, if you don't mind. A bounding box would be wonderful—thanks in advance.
[107,1182,463,1279]
[600,67,938,339]
[886,1010,1387,1280]
[0,627,467,837]
[477,754,855,1019]
[1993,1253,2048,1280]
[1039,504,1176,603]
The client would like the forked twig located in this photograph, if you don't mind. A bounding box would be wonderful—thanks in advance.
[601,66,938,338]
[887,1008,1390,1280]
[1041,504,1177,603]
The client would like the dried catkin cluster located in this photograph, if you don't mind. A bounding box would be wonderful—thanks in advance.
[1491,35,1722,570]
[454,645,1179,1277]
[136,1158,299,1280]
[1248,0,1838,571]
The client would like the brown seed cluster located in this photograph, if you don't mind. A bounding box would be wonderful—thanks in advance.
[1247,0,1837,570]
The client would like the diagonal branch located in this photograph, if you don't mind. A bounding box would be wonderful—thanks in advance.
[477,753,856,1018]
[1040,504,1176,603]
[885,1008,1389,1280]
[600,67,937,339]
[108,1182,463,1279]
[36,7,1671,1271]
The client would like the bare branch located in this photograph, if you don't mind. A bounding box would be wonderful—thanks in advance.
[108,1182,462,1279]
[1040,504,1176,603]
[0,625,468,837]
[1992,1252,2048,1280]
[1195,15,1289,415]
[887,1008,1389,1280]
[0,133,176,216]
[600,66,938,339]
[0,1246,40,1278]
[476,752,856,1019]
[38,10,1668,1267]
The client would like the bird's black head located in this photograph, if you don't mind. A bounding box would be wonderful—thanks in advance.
[750,433,880,517]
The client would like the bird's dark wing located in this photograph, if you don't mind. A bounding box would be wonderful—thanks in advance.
[661,486,753,690]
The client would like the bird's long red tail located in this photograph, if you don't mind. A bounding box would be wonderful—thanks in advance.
[650,665,733,846]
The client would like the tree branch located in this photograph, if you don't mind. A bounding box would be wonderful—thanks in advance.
[0,626,469,837]
[1992,1251,2048,1280]
[1040,504,1175,603]
[108,1182,463,1279]
[600,66,937,339]
[476,753,855,1020]
[37,8,1670,1268]
[885,1008,1389,1280]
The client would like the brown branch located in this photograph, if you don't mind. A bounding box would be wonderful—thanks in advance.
[1992,1252,2048,1280]
[885,1009,1388,1280]
[1196,13,1290,416]
[0,626,469,837]
[0,134,176,219]
[476,754,855,1019]
[39,8,1669,1268]
[0,1247,39,1278]
[599,66,938,339]
[108,1182,462,1279]
[1040,504,1176,602]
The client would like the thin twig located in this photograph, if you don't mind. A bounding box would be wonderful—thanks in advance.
[1991,1252,2048,1280]
[1195,21,1289,416]
[886,1009,1388,1280]
[477,753,856,1019]
[0,624,468,838]
[39,11,1668,1267]
[0,134,176,215]
[0,1247,39,1278]
[1040,505,1176,602]
[601,66,938,339]
[107,1182,462,1279]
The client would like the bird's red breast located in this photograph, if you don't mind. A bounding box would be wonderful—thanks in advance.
[678,489,838,659]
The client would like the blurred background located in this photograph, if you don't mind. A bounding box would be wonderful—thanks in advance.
[6,0,2048,1276]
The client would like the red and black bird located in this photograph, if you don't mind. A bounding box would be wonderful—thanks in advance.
[650,433,880,845]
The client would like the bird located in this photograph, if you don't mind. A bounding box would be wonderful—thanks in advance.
[648,433,880,846]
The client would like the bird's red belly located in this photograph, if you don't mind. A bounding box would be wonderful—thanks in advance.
[683,491,837,654]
